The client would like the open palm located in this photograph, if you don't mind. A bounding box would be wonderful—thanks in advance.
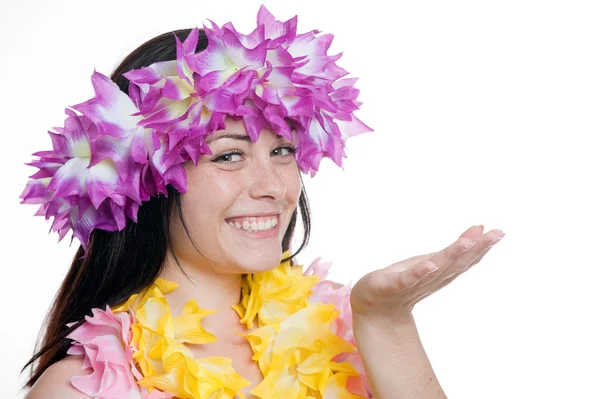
[350,225,505,322]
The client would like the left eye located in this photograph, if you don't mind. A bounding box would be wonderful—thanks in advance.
[273,145,297,157]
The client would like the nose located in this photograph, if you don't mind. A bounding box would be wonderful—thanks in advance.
[247,156,287,202]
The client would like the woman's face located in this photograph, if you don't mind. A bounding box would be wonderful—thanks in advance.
[170,116,301,274]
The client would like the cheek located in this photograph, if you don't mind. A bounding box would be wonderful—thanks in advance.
[284,166,302,204]
[181,168,241,228]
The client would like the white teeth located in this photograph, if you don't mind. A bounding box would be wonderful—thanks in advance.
[229,216,278,232]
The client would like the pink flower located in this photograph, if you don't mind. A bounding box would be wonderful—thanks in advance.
[66,306,173,398]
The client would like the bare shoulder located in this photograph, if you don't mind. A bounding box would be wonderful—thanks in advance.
[24,356,91,399]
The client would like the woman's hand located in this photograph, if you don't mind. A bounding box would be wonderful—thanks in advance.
[350,224,505,324]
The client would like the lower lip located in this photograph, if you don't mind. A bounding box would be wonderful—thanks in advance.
[226,218,280,239]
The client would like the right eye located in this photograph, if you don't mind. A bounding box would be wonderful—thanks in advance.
[211,150,244,164]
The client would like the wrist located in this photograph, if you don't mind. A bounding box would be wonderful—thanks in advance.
[353,312,418,338]
[351,306,416,329]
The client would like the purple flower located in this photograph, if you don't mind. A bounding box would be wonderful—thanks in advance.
[21,4,372,249]
[20,105,143,251]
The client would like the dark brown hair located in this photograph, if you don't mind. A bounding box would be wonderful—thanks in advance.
[21,28,312,389]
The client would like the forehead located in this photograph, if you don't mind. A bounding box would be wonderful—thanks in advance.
[206,117,294,144]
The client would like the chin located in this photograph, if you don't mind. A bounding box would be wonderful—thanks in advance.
[232,246,285,274]
[222,214,291,274]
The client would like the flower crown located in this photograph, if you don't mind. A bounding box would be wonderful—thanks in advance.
[19,5,371,251]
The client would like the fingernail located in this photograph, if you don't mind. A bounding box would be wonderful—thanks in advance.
[461,240,476,252]
[492,231,505,242]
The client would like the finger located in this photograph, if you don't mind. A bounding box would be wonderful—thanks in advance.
[427,234,480,273]
[467,245,493,269]
[421,231,503,291]
[416,247,492,298]
[431,230,504,287]
[460,224,485,240]
[454,229,505,270]
[415,230,504,301]
[417,224,483,262]
[387,260,438,291]
[428,225,499,271]
[437,246,496,288]
[418,227,494,285]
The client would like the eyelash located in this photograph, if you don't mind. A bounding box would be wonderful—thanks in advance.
[211,145,298,164]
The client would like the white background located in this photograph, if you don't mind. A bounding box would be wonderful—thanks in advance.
[1,0,599,397]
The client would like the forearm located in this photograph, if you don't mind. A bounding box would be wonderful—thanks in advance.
[352,313,447,399]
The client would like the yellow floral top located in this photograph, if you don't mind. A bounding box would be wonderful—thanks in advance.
[65,251,373,399]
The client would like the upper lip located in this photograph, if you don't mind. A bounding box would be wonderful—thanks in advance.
[226,211,282,220]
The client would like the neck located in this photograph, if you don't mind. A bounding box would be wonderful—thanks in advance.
[158,251,247,341]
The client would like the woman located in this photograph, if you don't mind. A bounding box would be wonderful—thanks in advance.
[21,5,505,399]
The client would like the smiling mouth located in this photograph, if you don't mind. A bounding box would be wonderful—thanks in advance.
[225,215,280,233]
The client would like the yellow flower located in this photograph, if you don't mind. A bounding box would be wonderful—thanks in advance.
[173,300,218,344]
[130,283,250,398]
[131,287,195,377]
[246,302,359,399]
[323,373,367,399]
[137,352,250,399]
[115,252,367,398]
[233,250,320,330]
[113,278,178,313]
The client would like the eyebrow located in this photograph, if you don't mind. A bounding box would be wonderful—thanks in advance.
[206,132,285,144]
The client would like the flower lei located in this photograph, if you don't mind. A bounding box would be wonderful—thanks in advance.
[19,4,371,253]
[66,251,373,399]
